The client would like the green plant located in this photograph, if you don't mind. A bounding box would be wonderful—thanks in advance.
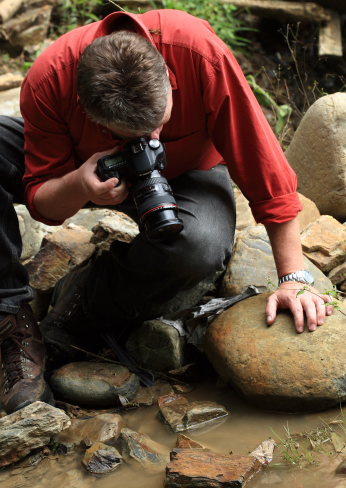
[54,0,103,34]
[296,286,346,317]
[161,0,253,50]
[272,424,317,466]
[272,421,338,467]
[246,74,292,139]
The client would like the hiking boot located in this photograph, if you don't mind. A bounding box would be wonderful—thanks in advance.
[0,304,54,414]
[39,263,98,370]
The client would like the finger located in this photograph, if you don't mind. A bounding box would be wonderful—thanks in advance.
[323,294,334,316]
[96,178,120,192]
[265,295,278,326]
[289,301,305,333]
[314,296,327,326]
[301,299,320,332]
[96,184,129,204]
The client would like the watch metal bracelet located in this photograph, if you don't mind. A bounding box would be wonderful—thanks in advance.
[278,269,314,286]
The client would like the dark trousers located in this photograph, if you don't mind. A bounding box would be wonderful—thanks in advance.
[0,115,236,320]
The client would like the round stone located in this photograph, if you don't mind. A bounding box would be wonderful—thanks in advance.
[205,293,346,412]
[50,361,140,407]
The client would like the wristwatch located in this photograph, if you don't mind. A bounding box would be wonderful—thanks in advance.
[278,269,314,286]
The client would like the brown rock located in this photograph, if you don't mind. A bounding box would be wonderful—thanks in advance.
[158,394,228,432]
[91,211,139,250]
[297,193,320,232]
[131,381,174,407]
[234,188,256,231]
[1,6,52,47]
[165,448,262,488]
[301,215,346,272]
[205,293,346,411]
[25,225,95,292]
[235,189,320,233]
[328,262,346,286]
[285,93,346,219]
[0,73,23,91]
[56,413,124,446]
[176,434,204,449]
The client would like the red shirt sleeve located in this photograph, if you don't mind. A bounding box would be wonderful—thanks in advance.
[20,77,78,225]
[202,47,302,225]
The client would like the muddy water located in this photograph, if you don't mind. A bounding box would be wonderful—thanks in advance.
[1,381,346,488]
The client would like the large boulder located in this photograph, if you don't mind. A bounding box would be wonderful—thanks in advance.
[285,93,346,219]
[205,293,346,411]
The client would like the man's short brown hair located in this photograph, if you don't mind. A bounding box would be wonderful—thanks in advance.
[77,30,170,133]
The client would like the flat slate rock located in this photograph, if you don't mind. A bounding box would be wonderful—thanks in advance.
[158,394,228,432]
[165,448,262,487]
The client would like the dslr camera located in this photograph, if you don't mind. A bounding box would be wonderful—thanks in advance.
[97,137,183,241]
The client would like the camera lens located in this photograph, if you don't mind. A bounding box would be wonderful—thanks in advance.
[131,170,183,240]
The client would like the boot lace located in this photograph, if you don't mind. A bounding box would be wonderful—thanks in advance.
[0,328,36,391]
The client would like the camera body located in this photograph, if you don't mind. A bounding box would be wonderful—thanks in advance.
[97,137,183,240]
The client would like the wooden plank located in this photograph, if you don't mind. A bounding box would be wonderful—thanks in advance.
[319,10,343,58]
[222,0,332,23]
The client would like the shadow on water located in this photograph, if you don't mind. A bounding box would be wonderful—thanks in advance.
[1,380,346,488]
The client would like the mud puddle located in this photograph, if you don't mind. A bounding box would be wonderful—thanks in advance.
[0,380,345,488]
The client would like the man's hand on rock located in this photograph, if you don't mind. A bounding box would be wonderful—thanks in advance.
[266,282,334,333]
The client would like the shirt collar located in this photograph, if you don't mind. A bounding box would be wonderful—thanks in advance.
[95,11,177,90]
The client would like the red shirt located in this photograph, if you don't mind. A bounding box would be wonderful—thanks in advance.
[21,9,302,225]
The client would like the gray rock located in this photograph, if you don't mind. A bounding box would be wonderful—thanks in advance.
[126,319,186,372]
[82,442,122,474]
[50,362,140,407]
[0,401,70,467]
[16,204,54,261]
[285,93,346,219]
[220,224,332,296]
[158,394,228,433]
[205,293,346,411]
[116,427,169,466]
